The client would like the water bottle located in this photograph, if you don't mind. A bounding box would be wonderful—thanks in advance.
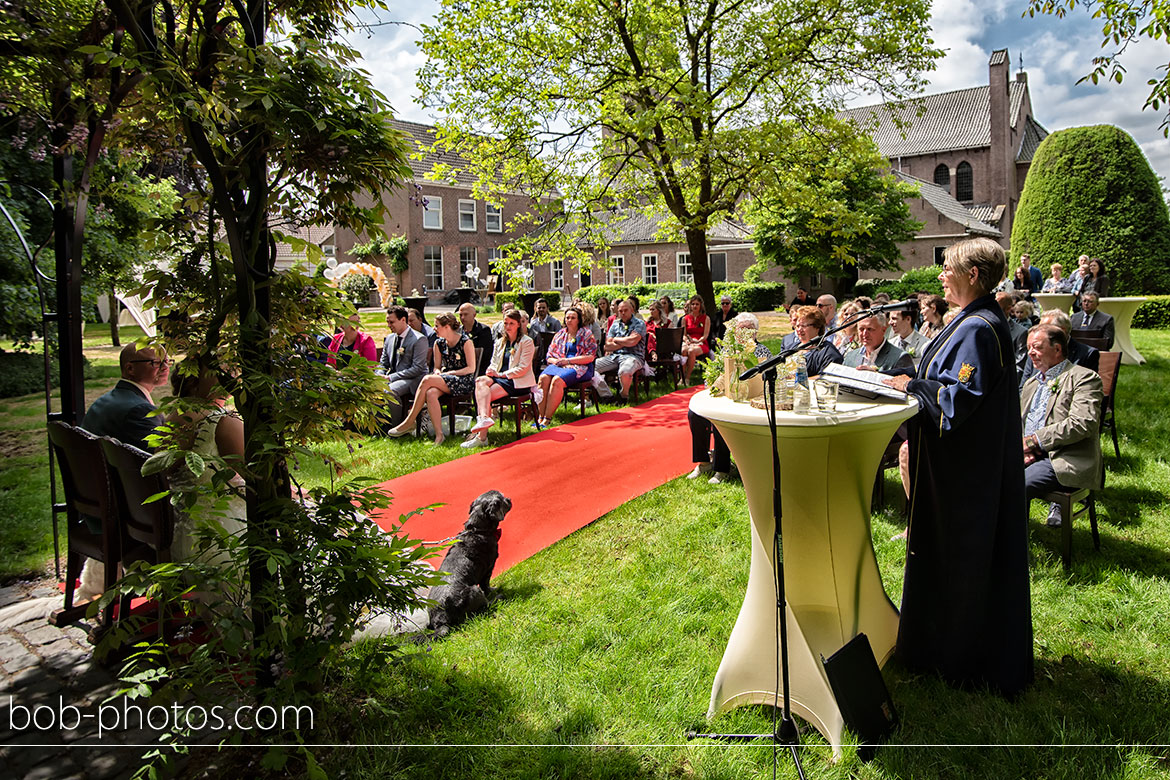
[778,363,794,411]
[792,353,810,413]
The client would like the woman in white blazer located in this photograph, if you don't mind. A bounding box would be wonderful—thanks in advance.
[463,309,536,448]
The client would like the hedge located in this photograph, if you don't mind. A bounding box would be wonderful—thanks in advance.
[494,291,563,312]
[1133,296,1170,329]
[574,282,786,313]
[854,265,943,300]
[0,350,96,399]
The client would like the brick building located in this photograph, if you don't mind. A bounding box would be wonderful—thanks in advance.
[843,48,1048,279]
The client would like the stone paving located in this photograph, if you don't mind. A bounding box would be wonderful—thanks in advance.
[0,578,152,780]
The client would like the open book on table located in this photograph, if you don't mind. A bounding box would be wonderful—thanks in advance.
[818,363,909,402]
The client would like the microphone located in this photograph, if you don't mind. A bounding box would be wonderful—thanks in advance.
[869,299,917,314]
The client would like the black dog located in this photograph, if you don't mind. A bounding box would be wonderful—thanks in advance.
[425,490,511,638]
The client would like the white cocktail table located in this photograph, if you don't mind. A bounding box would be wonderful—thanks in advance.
[1034,292,1075,314]
[1098,297,1147,365]
[690,390,917,754]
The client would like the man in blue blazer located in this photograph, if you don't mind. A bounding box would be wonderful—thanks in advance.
[378,305,429,426]
[82,343,170,451]
[844,313,915,376]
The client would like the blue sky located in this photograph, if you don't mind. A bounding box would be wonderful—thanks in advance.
[348,0,1169,188]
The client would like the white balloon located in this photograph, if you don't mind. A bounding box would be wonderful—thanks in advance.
[325,257,338,268]
[323,268,336,280]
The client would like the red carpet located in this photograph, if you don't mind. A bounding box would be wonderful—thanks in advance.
[369,386,702,575]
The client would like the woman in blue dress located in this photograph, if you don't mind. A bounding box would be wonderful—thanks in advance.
[534,307,598,428]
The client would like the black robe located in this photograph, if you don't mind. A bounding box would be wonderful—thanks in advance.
[899,294,1033,696]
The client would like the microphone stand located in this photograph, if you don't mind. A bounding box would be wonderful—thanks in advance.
[689,303,900,776]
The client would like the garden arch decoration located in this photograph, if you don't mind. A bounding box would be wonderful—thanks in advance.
[323,260,392,307]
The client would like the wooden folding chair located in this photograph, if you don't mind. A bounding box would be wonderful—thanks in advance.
[1096,350,1121,458]
[418,347,484,437]
[1037,486,1100,572]
[649,326,684,388]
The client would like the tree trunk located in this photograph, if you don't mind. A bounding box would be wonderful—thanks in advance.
[108,288,120,347]
[685,227,716,318]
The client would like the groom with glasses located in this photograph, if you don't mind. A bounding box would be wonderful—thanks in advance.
[82,343,170,452]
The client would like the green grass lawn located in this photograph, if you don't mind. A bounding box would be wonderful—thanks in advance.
[2,327,1168,779]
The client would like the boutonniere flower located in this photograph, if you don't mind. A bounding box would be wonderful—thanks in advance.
[906,346,917,358]
[397,346,406,357]
[1047,377,1060,394]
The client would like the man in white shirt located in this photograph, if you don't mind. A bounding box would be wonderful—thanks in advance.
[887,309,928,364]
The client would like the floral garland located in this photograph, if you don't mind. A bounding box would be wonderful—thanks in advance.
[324,262,392,307]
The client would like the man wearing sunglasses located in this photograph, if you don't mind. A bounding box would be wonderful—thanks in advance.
[82,343,171,452]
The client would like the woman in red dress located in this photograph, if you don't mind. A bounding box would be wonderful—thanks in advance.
[680,295,710,385]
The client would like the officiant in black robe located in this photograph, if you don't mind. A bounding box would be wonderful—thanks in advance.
[883,238,1032,697]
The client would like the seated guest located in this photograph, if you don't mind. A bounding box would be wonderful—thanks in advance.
[377,305,429,428]
[595,299,646,401]
[843,313,914,375]
[491,301,517,341]
[918,295,947,341]
[659,295,681,327]
[829,300,861,353]
[817,294,838,330]
[680,295,711,384]
[887,309,928,366]
[779,307,801,352]
[82,343,170,452]
[790,305,844,376]
[1042,262,1072,293]
[327,313,379,367]
[534,306,598,428]
[643,300,668,359]
[595,296,612,331]
[1012,266,1035,298]
[407,307,437,347]
[388,313,477,445]
[1072,291,1115,349]
[458,302,494,376]
[528,297,561,343]
[712,295,739,342]
[1021,324,1103,527]
[1013,300,1039,327]
[689,313,772,484]
[997,291,1029,362]
[578,300,604,344]
[1018,309,1099,387]
[463,309,536,447]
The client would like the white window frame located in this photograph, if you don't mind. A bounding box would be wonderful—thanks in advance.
[423,196,443,230]
[460,246,479,281]
[642,253,658,285]
[485,203,503,233]
[676,252,693,283]
[551,259,564,290]
[424,246,443,289]
[458,199,477,232]
[607,255,624,285]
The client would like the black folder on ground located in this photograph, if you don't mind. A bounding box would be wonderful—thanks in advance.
[820,632,898,759]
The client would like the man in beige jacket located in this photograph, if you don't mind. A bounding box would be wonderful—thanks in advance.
[1021,324,1103,526]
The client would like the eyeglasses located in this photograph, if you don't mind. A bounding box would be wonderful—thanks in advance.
[129,358,173,367]
[816,303,831,308]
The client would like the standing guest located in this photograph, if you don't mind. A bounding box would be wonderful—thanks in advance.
[830,300,862,353]
[458,302,494,376]
[887,309,928,366]
[388,313,477,445]
[491,301,517,341]
[843,313,914,375]
[689,313,774,484]
[1042,263,1072,293]
[659,295,681,327]
[712,295,739,341]
[327,313,378,367]
[882,237,1032,697]
[377,306,429,428]
[1069,254,1091,311]
[82,343,170,452]
[918,295,948,341]
[1020,324,1103,527]
[594,299,646,401]
[528,297,562,342]
[1080,258,1110,298]
[1020,253,1044,291]
[1072,291,1115,349]
[463,309,536,447]
[680,295,711,384]
[534,307,598,428]
[408,307,437,347]
[816,294,838,330]
[788,287,812,310]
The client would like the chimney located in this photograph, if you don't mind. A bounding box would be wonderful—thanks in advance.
[988,49,1011,213]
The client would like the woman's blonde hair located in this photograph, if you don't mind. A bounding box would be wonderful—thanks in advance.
[945,237,1006,295]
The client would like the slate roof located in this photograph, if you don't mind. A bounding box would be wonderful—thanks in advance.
[390,119,480,187]
[1017,115,1050,163]
[895,172,1002,238]
[597,210,751,245]
[842,81,1029,158]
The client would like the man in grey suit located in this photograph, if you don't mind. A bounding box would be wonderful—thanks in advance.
[1072,291,1115,349]
[82,343,170,452]
[844,313,914,376]
[378,305,429,427]
[1021,324,1103,526]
